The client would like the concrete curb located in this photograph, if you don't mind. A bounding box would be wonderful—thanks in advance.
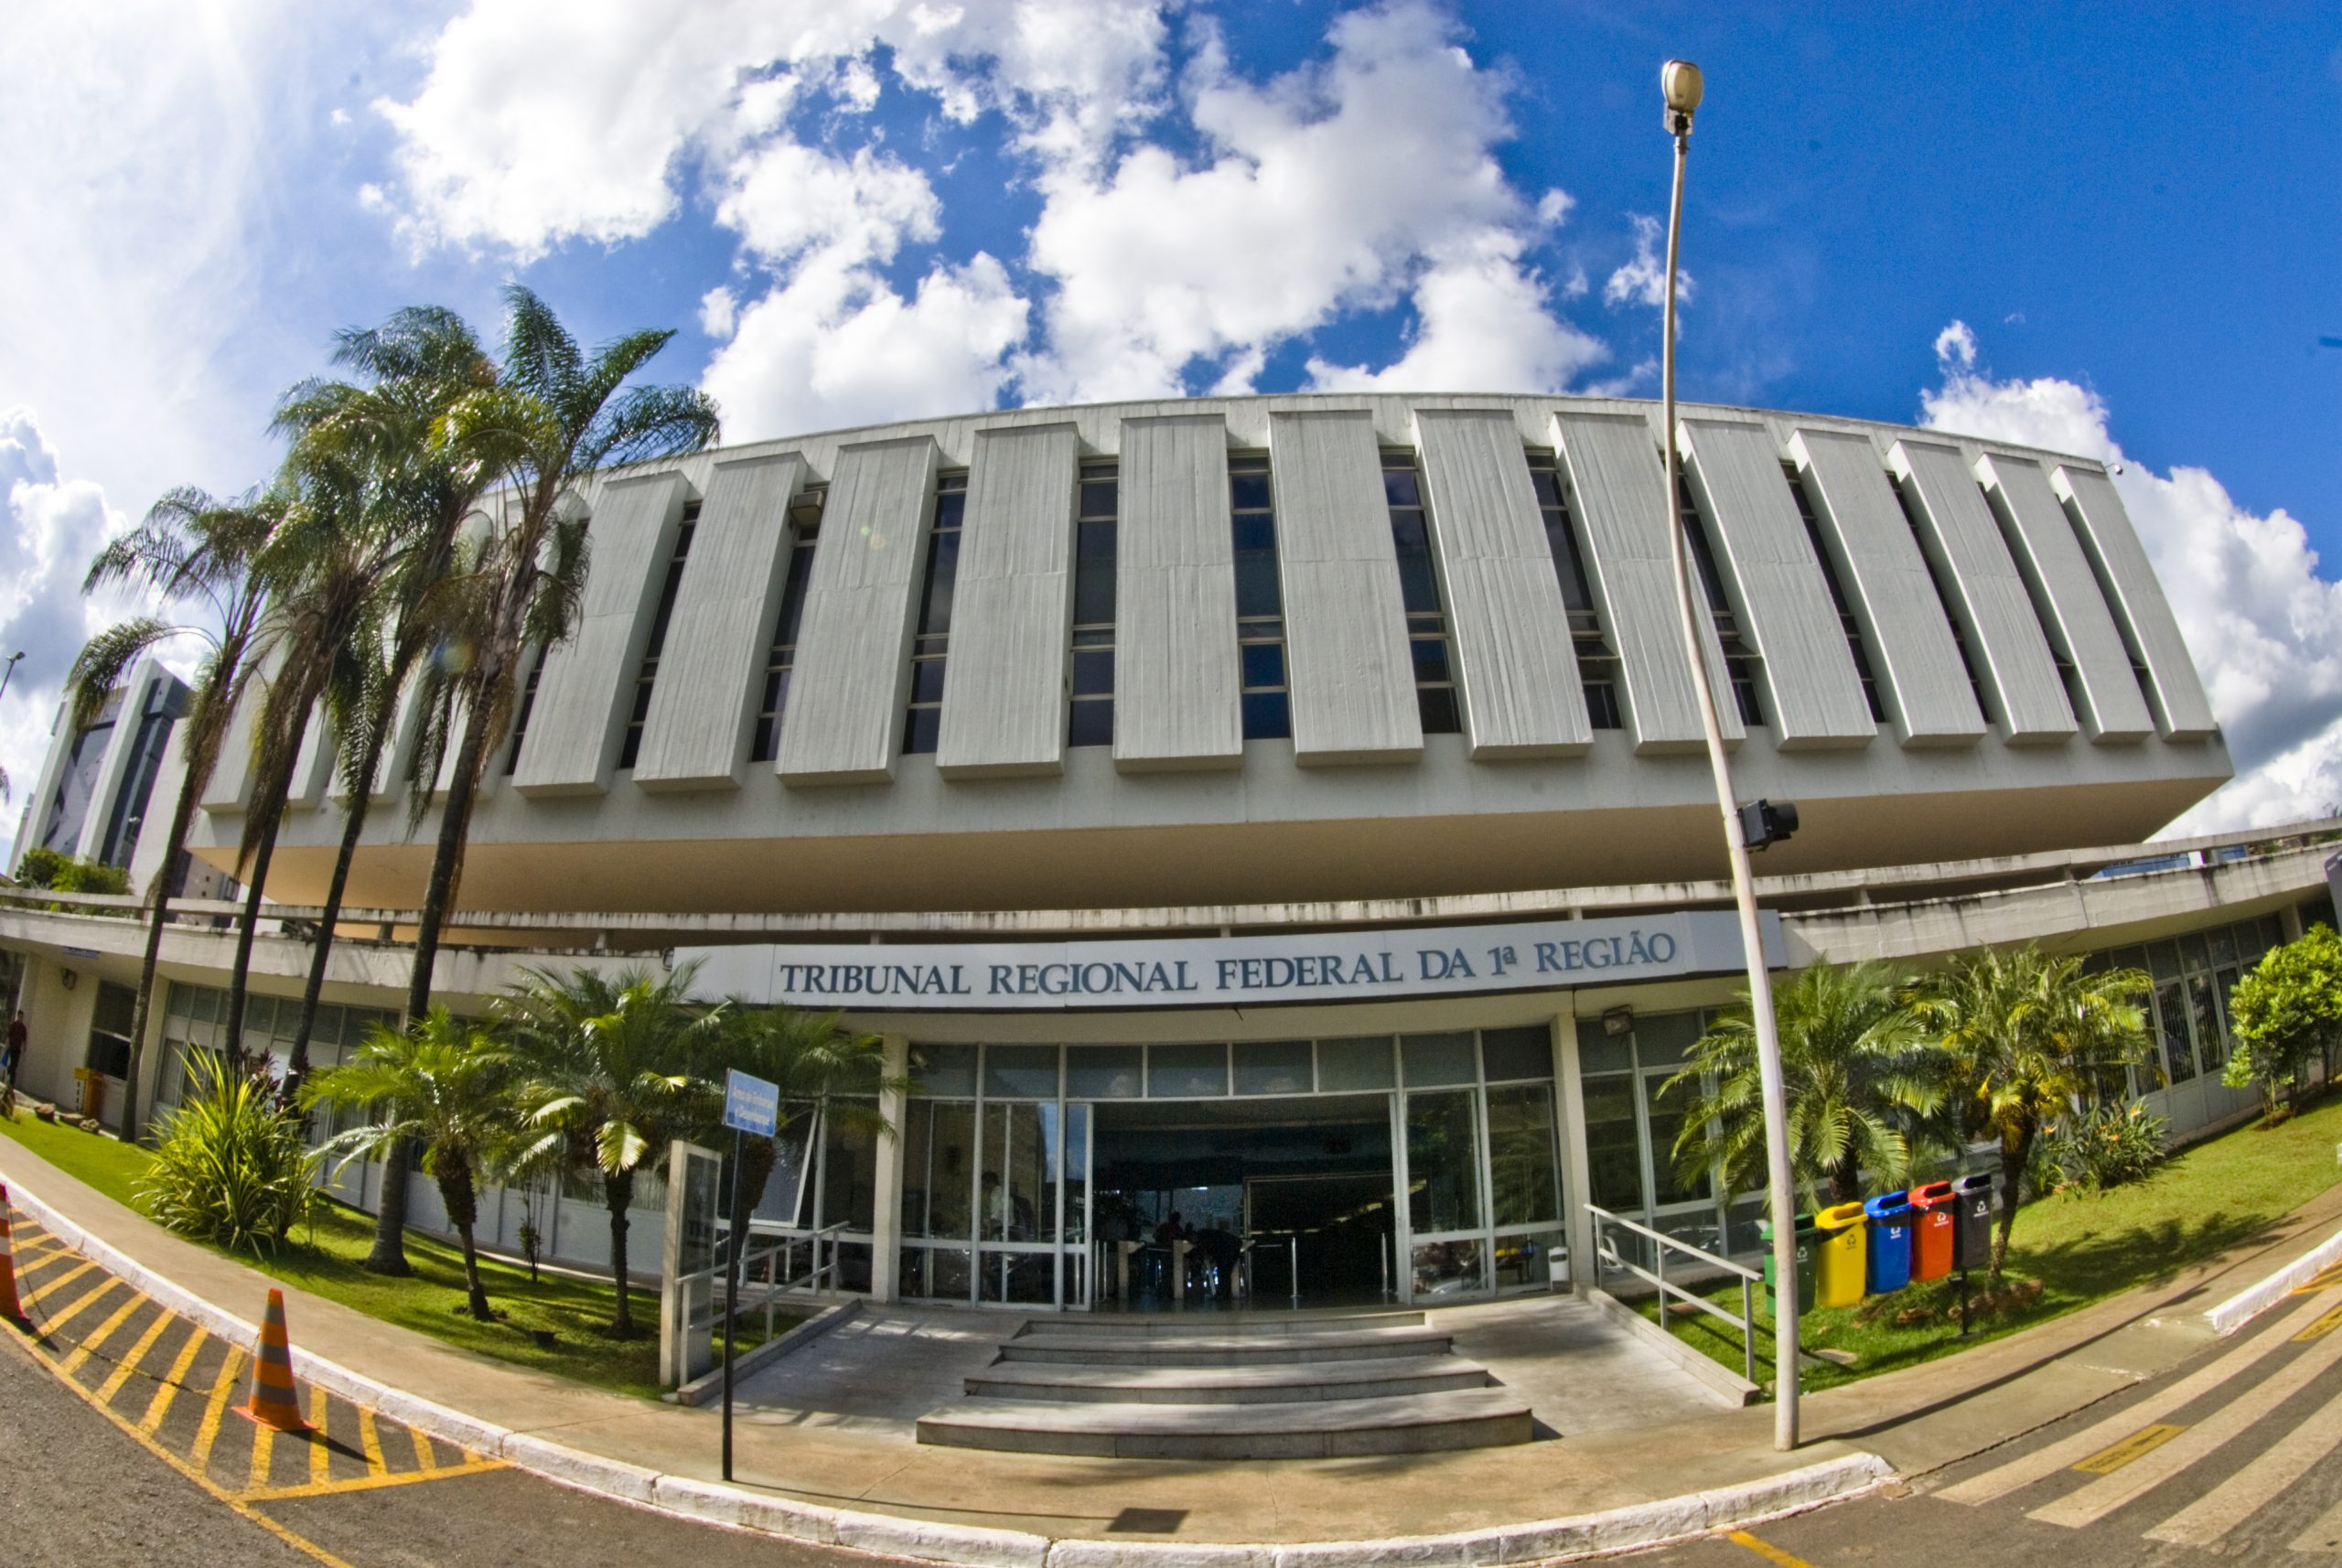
[2206,1217,2342,1336]
[0,1175,1893,1566]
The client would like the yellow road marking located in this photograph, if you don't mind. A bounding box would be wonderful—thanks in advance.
[0,1308,359,1568]
[1727,1530,1822,1568]
[97,1305,175,1404]
[59,1291,148,1377]
[2073,1423,2186,1473]
[19,1257,97,1307]
[190,1347,247,1473]
[249,1423,275,1490]
[410,1423,437,1473]
[141,1327,209,1434]
[358,1405,385,1474]
[240,1458,505,1504]
[2298,1302,2342,1342]
[2294,1262,2342,1294]
[309,1388,331,1486]
[40,1276,122,1334]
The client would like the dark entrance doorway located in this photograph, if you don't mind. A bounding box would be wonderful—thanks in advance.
[1090,1092,1394,1309]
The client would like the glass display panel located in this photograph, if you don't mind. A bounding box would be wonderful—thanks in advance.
[1406,1088,1483,1233]
[1232,1040,1313,1095]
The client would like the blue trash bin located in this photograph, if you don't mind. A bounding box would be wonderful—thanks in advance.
[1865,1190,1915,1293]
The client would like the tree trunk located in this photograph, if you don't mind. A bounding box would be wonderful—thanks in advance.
[606,1168,636,1336]
[371,713,490,1277]
[286,709,392,1089]
[220,814,281,1072]
[438,1161,490,1320]
[116,771,203,1145]
[1831,1160,1863,1208]
[1989,1125,2034,1282]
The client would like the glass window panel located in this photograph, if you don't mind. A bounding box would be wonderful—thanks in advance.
[2208,925,2240,968]
[910,660,948,703]
[1072,564,1114,628]
[1409,636,1451,683]
[903,705,942,755]
[1065,1045,1143,1099]
[1416,687,1460,735]
[1230,515,1276,553]
[1487,1083,1561,1227]
[1079,480,1117,519]
[1232,1040,1313,1095]
[1401,1031,1477,1087]
[1643,1075,1710,1205]
[1493,1230,1563,1291]
[2147,940,2184,980]
[819,1101,879,1231]
[1381,467,1422,507]
[920,1246,972,1300]
[911,1042,978,1098]
[1241,641,1285,688]
[1234,554,1283,618]
[1316,1036,1394,1091]
[2182,932,2213,973]
[1240,691,1290,738]
[1480,1026,1552,1082]
[1396,554,1440,614]
[981,1101,1054,1242]
[1411,1238,1484,1298]
[1230,473,1273,511]
[1147,1043,1228,1098]
[1068,700,1114,748]
[1405,1088,1482,1234]
[979,1251,1058,1305]
[1634,1012,1702,1067]
[2155,980,2195,1083]
[1061,1104,1089,1246]
[922,1101,975,1239]
[1575,1019,1635,1074]
[2189,975,2220,1077]
[1071,650,1114,695]
[1582,1074,1643,1212]
[983,1044,1058,1100]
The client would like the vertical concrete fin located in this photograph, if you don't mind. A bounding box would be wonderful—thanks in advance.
[1414,408,1589,757]
[1679,417,1874,750]
[1112,414,1242,771]
[632,453,805,790]
[936,424,1080,779]
[1268,410,1420,765]
[2051,463,2219,741]
[776,436,940,785]
[512,470,692,796]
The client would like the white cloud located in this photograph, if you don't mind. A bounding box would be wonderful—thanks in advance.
[699,286,739,341]
[1604,212,1690,311]
[714,141,940,271]
[700,255,1029,441]
[1016,1,1539,403]
[1918,325,2342,833]
[1305,232,1606,393]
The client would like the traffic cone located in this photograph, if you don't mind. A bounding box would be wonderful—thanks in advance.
[239,1288,312,1433]
[0,1184,23,1324]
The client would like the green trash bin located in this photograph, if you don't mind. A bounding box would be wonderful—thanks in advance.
[1814,1200,1869,1308]
[1759,1213,1818,1315]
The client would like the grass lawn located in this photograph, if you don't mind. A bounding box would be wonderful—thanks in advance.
[0,1109,800,1401]
[1643,1093,2342,1394]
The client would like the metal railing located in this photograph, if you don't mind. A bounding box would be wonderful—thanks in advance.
[694,1219,848,1348]
[1586,1203,1763,1386]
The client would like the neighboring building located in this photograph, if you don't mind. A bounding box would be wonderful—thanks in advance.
[0,392,2323,1310]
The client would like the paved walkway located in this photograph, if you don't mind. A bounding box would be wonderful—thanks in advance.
[4,1130,2338,1558]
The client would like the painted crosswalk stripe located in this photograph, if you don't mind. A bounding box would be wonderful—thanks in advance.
[2148,1382,2342,1546]
[2299,1303,2342,1342]
[2030,1317,2342,1528]
[2288,1493,2342,1552]
[140,1327,210,1434]
[1941,1289,2337,1504]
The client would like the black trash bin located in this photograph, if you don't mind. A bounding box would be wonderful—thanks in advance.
[1759,1213,1818,1315]
[1950,1173,1995,1273]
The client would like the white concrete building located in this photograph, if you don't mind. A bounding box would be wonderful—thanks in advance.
[2,392,2321,1311]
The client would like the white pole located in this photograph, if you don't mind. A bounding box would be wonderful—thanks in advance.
[1659,63,1800,1452]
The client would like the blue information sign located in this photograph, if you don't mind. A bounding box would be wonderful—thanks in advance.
[722,1069,779,1137]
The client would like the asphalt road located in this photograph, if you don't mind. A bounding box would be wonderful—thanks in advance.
[0,1217,863,1568]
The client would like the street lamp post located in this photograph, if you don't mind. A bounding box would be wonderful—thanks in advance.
[1658,59,1801,1452]
[0,651,23,707]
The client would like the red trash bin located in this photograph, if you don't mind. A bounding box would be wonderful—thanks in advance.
[1910,1179,1957,1282]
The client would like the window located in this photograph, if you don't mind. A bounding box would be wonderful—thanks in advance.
[1526,452,1623,729]
[617,501,699,770]
[1782,463,1885,722]
[41,694,118,854]
[1677,475,1765,727]
[749,485,827,764]
[1383,451,1461,735]
[902,472,968,756]
[1230,454,1290,739]
[86,981,137,1079]
[504,648,545,775]
[101,679,185,866]
[1069,460,1117,747]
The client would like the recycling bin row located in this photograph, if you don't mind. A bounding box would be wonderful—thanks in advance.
[1762,1172,1995,1313]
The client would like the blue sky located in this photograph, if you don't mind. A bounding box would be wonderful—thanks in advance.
[3,0,2339,849]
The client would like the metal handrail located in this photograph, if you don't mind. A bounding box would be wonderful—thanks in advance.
[1585,1203,1763,1386]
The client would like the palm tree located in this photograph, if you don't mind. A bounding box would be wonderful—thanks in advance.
[68,487,281,1142]
[502,962,725,1335]
[267,307,498,1095]
[1915,946,2153,1279]
[303,1008,516,1319]
[1664,960,1950,1209]
[713,1005,894,1227]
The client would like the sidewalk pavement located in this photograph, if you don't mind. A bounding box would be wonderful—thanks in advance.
[3,1132,2336,1568]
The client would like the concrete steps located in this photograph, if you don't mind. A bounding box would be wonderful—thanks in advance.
[917,1389,1534,1459]
[918,1311,1534,1458]
[966,1354,1493,1405]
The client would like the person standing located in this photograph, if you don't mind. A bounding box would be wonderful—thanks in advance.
[4,1010,26,1110]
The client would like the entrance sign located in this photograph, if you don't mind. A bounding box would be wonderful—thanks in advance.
[722,1069,779,1136]
[681,909,1781,1013]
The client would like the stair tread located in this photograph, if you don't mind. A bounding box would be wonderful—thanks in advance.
[1007,1326,1447,1355]
[1034,1310,1424,1336]
[921,1388,1530,1436]
[971,1355,1487,1391]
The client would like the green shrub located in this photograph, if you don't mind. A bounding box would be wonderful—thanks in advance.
[2035,1101,2170,1197]
[139,1052,318,1255]
[13,847,68,887]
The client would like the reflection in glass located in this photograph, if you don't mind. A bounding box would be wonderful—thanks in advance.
[1583,1074,1643,1211]
[1233,1040,1312,1095]
[1411,1237,1483,1297]
[1494,1229,1563,1290]
[1406,1089,1482,1234]
[2156,980,2194,1083]
[1644,1075,1709,1206]
[1066,1045,1143,1099]
[1487,1083,1561,1227]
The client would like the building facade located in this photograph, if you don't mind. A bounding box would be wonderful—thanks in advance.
[1,391,2315,1313]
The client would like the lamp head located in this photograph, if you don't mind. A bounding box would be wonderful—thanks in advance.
[1661,59,1703,134]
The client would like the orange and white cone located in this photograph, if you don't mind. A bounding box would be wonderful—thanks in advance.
[0,1184,22,1323]
[239,1288,311,1433]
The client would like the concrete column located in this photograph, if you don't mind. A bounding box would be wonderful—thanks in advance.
[870,1034,909,1304]
[1552,1007,1595,1295]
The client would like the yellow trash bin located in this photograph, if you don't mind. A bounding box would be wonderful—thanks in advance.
[1814,1200,1869,1308]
